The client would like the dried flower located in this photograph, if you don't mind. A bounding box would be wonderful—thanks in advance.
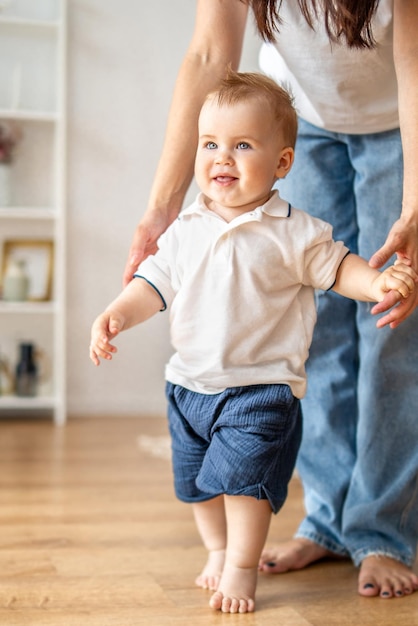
[0,121,22,164]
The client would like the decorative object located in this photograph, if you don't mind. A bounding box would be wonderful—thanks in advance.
[0,120,22,206]
[0,121,22,164]
[2,257,30,301]
[1,239,54,301]
[15,342,38,397]
[0,350,13,395]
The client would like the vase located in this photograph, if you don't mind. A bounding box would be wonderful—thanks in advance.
[2,258,30,301]
[15,342,38,397]
[0,163,11,206]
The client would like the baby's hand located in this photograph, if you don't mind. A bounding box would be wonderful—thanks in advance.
[371,261,417,328]
[89,311,124,366]
[373,261,417,300]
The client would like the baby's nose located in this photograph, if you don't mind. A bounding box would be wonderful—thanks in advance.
[215,148,234,165]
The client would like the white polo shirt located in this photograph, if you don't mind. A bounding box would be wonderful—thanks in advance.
[135,191,349,398]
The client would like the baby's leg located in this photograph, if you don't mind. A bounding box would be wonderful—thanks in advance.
[193,496,227,590]
[209,495,272,614]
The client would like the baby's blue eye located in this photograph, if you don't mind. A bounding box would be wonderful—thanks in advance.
[206,142,218,150]
[237,142,251,149]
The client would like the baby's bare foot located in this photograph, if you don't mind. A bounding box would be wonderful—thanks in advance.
[195,549,225,591]
[259,538,336,573]
[209,562,257,613]
[359,555,418,599]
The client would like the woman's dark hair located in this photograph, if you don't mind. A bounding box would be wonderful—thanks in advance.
[247,0,380,48]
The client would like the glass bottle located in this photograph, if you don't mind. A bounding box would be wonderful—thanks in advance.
[15,342,38,397]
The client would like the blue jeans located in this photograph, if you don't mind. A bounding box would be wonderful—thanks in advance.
[276,119,418,567]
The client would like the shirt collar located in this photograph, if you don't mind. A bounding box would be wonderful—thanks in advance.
[180,190,291,220]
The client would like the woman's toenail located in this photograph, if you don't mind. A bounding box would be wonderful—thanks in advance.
[266,562,276,567]
[395,591,403,596]
[381,591,390,597]
[363,583,375,589]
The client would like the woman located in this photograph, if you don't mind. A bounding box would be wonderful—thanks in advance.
[124,0,418,599]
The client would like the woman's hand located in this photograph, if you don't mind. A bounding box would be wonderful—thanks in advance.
[371,289,416,329]
[369,215,418,272]
[368,215,418,326]
[122,207,177,287]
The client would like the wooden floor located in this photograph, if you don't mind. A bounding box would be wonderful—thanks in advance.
[0,416,417,626]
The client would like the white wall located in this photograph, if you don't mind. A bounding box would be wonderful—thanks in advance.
[67,1,260,417]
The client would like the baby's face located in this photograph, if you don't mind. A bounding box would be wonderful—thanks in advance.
[195,97,289,216]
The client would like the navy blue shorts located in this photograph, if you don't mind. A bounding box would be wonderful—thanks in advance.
[165,382,302,514]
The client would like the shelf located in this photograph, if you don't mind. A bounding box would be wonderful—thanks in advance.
[0,207,56,219]
[0,109,58,122]
[0,301,56,314]
[0,394,56,410]
[0,0,66,424]
[0,17,60,30]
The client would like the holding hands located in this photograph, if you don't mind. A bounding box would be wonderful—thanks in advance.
[370,260,418,329]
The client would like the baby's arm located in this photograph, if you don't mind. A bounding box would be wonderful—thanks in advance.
[332,254,417,328]
[90,277,163,366]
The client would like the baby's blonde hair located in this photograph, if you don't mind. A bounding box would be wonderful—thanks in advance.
[206,69,298,148]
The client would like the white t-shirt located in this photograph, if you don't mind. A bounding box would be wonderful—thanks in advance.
[135,192,349,398]
[259,0,397,134]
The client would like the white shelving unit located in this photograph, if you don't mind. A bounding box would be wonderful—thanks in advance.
[0,0,66,424]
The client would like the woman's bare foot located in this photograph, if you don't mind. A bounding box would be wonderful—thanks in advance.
[195,549,225,590]
[359,555,418,599]
[209,562,257,613]
[259,538,337,573]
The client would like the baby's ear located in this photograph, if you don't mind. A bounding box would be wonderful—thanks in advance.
[276,146,294,179]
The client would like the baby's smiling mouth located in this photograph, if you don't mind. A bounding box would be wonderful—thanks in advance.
[213,175,238,184]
